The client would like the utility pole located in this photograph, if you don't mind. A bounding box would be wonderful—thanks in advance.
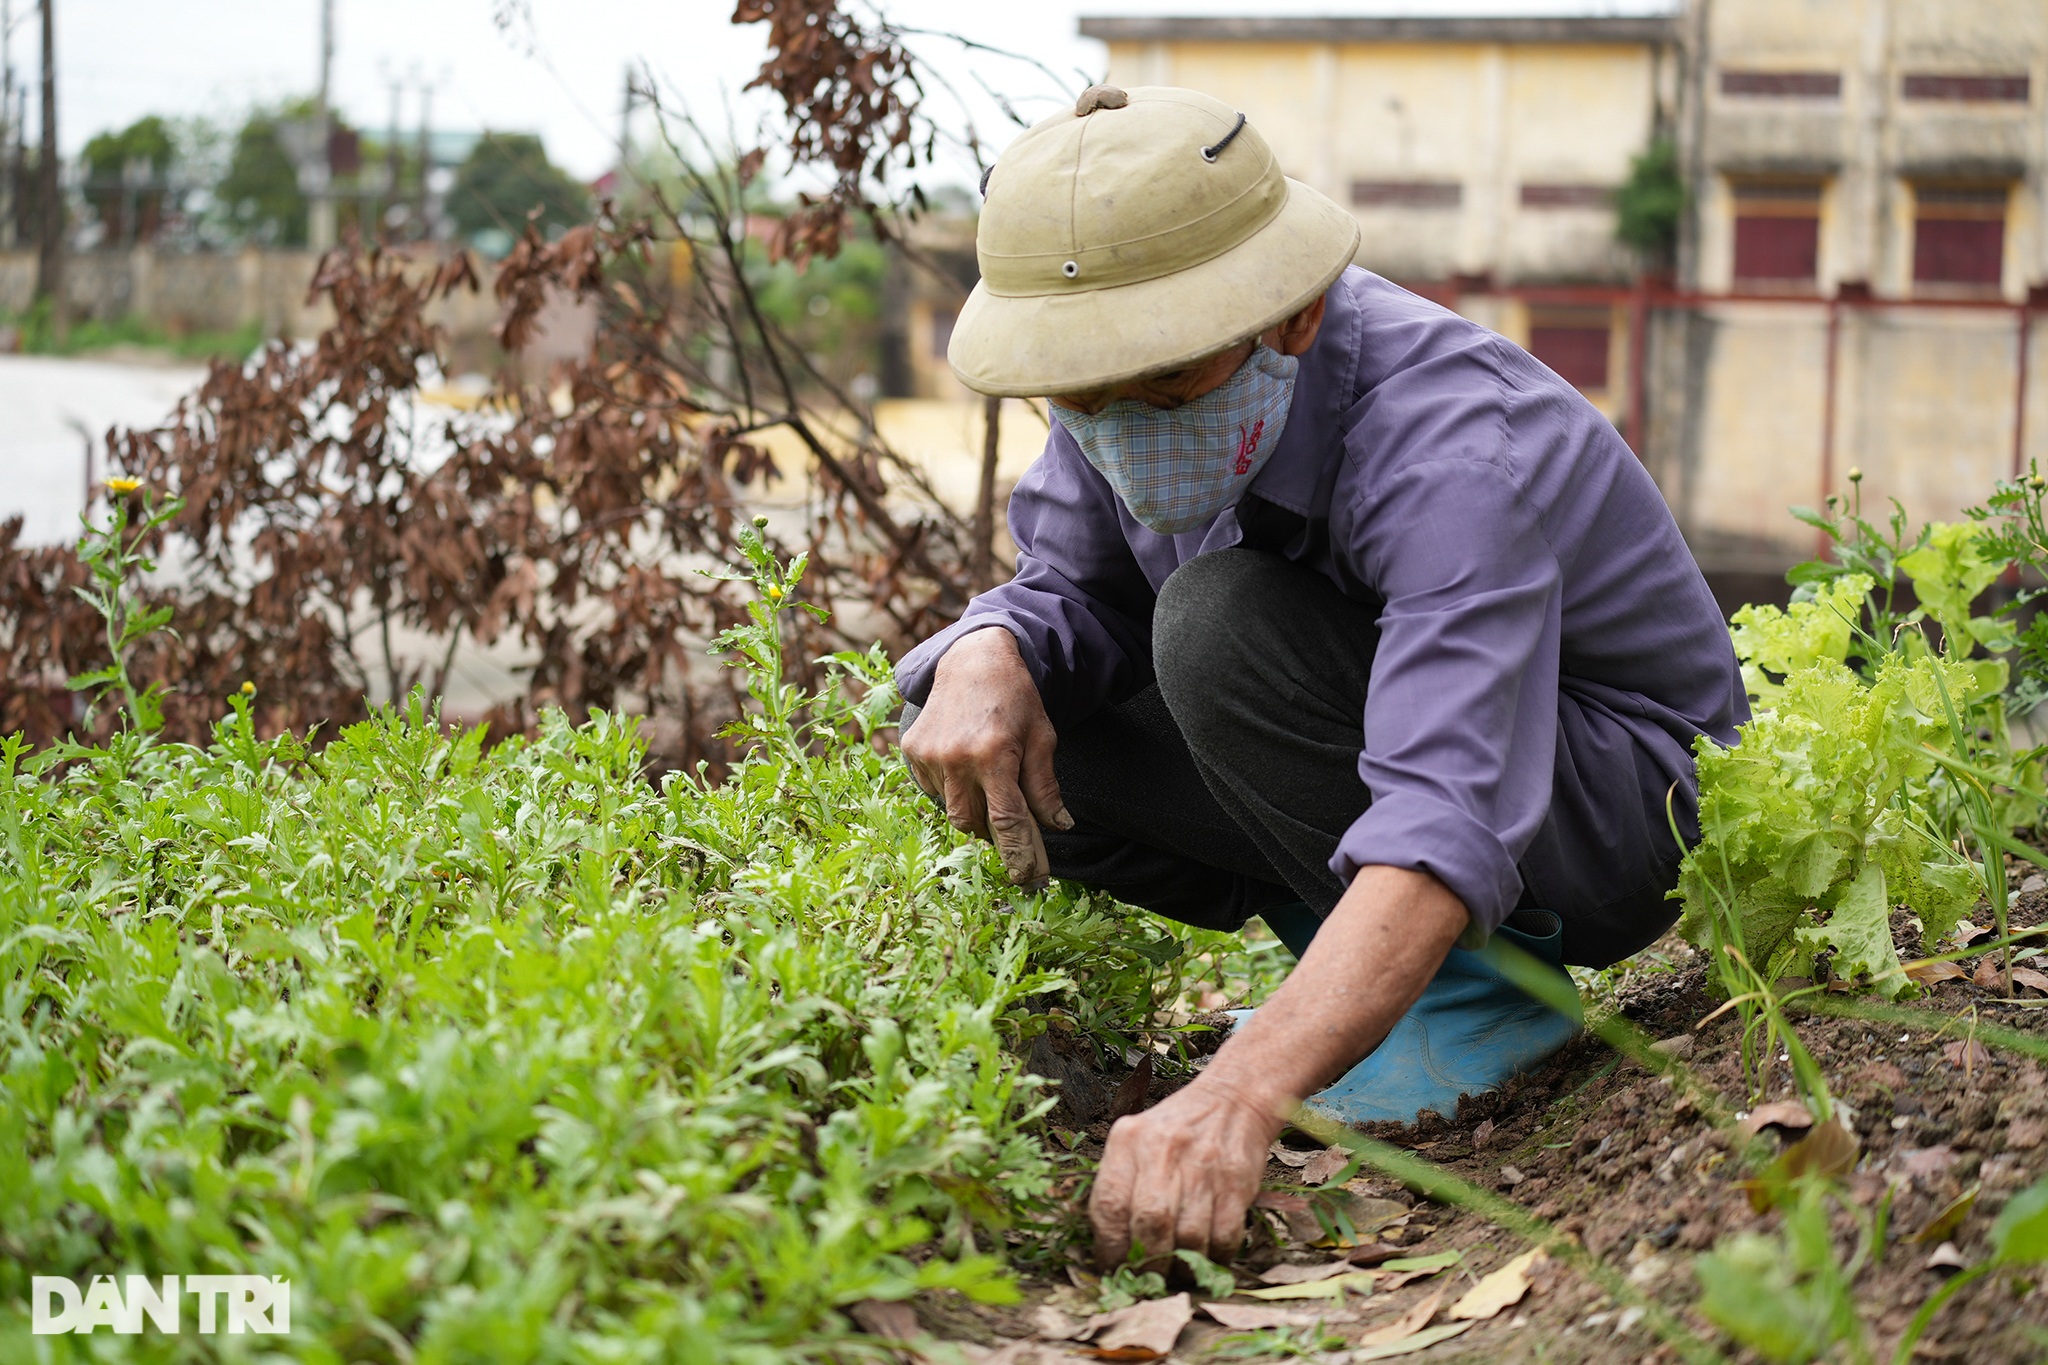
[34,0,60,339]
[307,0,335,250]
[2,0,15,249]
[414,78,431,239]
[384,75,400,237]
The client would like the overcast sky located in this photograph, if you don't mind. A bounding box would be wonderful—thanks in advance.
[15,0,1673,188]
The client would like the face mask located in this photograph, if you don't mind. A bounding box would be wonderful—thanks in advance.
[1055,345,1300,535]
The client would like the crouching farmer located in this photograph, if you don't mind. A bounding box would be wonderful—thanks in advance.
[895,86,1746,1268]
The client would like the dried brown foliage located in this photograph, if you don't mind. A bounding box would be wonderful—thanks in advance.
[734,0,933,269]
[4,1,1021,767]
[3,209,983,768]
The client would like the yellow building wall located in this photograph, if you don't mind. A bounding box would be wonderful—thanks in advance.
[1101,39,1657,284]
[1679,306,2047,565]
[1684,304,1831,564]
[1843,312,2041,524]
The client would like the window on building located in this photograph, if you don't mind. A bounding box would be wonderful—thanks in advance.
[1720,70,1841,98]
[1913,184,2008,290]
[1527,308,1612,391]
[1350,180,1462,209]
[1902,73,2030,103]
[1731,181,1823,287]
[1519,183,1614,210]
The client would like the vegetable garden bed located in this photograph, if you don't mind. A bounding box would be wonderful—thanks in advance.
[10,489,2048,1362]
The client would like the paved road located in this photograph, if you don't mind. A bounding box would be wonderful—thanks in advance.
[0,354,207,546]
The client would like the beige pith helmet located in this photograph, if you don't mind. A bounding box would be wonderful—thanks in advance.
[947,84,1361,398]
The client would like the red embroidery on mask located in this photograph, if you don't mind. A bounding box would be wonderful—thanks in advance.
[1233,419,1264,475]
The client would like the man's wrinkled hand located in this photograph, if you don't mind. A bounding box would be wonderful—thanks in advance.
[902,626,1073,887]
[1089,1075,1284,1270]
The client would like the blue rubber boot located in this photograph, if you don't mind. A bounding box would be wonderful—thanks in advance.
[1234,907,1582,1127]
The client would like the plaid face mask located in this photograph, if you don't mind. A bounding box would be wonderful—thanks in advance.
[1055,345,1300,535]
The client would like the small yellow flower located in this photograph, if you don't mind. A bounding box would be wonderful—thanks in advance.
[766,584,785,601]
[239,681,256,696]
[107,477,142,494]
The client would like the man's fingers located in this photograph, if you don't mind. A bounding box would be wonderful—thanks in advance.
[940,770,990,841]
[1090,1130,1137,1270]
[904,754,941,804]
[1175,1187,1216,1265]
[1019,726,1074,834]
[1208,1191,1248,1263]
[985,778,1050,886]
[1126,1157,1179,1272]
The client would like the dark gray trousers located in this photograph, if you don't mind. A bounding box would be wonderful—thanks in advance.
[1014,549,1685,969]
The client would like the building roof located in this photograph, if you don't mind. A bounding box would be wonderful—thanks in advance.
[1076,15,1679,45]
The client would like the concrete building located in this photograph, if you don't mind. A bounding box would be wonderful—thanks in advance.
[1062,4,2048,579]
[1078,15,1680,432]
[1668,0,2048,572]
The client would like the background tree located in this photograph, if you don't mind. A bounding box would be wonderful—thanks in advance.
[448,132,587,247]
[81,114,174,244]
[1614,137,1683,272]
[216,106,311,246]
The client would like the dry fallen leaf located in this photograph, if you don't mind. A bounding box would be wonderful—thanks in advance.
[1742,1118,1863,1212]
[2014,967,2048,996]
[1909,1184,1979,1245]
[1351,1321,1475,1360]
[1257,1260,1358,1286]
[1904,959,1968,987]
[1943,1038,1992,1074]
[1345,1243,1407,1267]
[1779,1118,1860,1181]
[1740,1100,1816,1138]
[1253,1190,1323,1244]
[1355,1287,1448,1347]
[1300,1146,1352,1186]
[1080,1293,1191,1359]
[849,1298,921,1341]
[1242,1272,1379,1301]
[1268,1143,1315,1169]
[974,1341,1078,1365]
[1925,1242,1968,1276]
[1448,1249,1547,1322]
[1255,1190,1406,1247]
[1107,1053,1153,1123]
[1349,1198,1414,1234]
[1199,1302,1328,1330]
[1032,1305,1085,1341]
[1973,957,2009,992]
[1471,1119,1496,1148]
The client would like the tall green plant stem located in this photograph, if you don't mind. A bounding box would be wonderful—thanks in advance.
[1802,995,2048,1063]
[67,486,184,734]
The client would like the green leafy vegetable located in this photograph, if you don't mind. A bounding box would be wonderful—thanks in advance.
[1695,1185,1862,1364]
[1678,655,1979,995]
[0,539,1267,1359]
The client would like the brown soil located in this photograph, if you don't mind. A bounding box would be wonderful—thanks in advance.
[907,891,2048,1364]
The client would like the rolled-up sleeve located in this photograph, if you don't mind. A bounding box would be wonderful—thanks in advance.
[1334,458,1562,936]
[895,431,1157,727]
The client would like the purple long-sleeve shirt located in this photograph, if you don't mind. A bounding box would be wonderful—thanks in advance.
[897,267,1745,935]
